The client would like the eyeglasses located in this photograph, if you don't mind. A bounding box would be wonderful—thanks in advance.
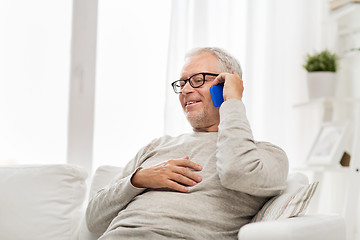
[171,72,219,94]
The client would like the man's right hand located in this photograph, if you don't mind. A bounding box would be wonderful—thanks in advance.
[131,157,202,193]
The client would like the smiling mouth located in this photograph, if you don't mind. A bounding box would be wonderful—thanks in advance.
[185,101,201,107]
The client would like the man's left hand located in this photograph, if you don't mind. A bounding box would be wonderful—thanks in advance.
[211,72,244,101]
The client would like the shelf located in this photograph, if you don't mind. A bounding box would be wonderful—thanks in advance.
[293,97,360,108]
[338,26,360,36]
[339,49,360,59]
[292,165,356,173]
[330,2,360,19]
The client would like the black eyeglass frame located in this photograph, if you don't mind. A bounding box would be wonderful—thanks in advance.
[171,72,219,94]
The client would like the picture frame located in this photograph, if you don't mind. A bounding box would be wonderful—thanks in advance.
[307,122,350,166]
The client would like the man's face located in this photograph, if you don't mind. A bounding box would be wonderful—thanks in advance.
[179,53,221,132]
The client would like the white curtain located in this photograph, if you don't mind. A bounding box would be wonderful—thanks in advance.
[165,0,327,167]
[164,0,248,136]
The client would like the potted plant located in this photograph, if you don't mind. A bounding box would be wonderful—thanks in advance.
[303,49,338,99]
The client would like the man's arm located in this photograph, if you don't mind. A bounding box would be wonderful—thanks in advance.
[216,99,288,196]
[212,73,288,196]
[85,160,145,233]
[85,137,164,233]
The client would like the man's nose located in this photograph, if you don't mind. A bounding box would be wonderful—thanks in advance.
[181,81,194,94]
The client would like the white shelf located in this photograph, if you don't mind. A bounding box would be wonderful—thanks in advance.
[339,49,360,59]
[292,165,355,173]
[293,97,360,108]
[338,26,360,36]
[330,2,360,19]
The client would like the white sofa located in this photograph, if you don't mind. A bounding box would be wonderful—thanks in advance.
[0,164,346,240]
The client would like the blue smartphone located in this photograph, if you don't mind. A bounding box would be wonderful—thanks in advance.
[210,83,224,107]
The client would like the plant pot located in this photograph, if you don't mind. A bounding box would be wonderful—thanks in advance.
[307,72,336,99]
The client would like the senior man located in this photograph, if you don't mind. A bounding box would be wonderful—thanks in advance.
[86,47,289,239]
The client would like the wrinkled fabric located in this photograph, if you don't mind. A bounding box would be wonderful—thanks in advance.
[86,99,289,239]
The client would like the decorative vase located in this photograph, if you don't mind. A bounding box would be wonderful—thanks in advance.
[307,72,336,99]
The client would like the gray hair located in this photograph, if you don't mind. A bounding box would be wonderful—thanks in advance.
[185,47,242,78]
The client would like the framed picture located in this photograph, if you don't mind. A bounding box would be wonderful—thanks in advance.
[307,122,350,166]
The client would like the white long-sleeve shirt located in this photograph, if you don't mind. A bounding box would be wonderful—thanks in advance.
[86,99,289,239]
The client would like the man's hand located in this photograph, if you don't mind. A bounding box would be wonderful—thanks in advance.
[211,72,244,101]
[131,157,202,193]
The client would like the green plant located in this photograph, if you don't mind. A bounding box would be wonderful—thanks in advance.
[303,49,338,72]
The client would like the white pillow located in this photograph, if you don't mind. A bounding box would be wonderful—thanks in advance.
[0,164,88,240]
[78,165,123,240]
[252,173,318,222]
[88,165,124,199]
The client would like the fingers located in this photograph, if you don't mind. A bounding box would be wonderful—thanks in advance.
[166,180,189,193]
[171,165,202,184]
[211,72,243,100]
[165,165,202,193]
[170,158,202,171]
[166,158,202,187]
[212,72,242,86]
[170,172,197,187]
[211,72,227,86]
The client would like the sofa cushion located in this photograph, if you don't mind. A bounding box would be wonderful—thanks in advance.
[0,164,87,240]
[251,173,318,222]
[78,165,123,240]
[239,214,346,240]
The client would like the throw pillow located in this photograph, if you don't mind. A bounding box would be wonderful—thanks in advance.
[251,173,318,222]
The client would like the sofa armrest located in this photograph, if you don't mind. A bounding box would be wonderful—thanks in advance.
[238,214,346,240]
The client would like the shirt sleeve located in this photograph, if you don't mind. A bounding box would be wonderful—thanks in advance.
[216,99,289,197]
[85,138,161,234]
[85,168,145,233]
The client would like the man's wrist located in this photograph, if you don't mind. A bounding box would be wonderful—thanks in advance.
[130,167,143,188]
[224,95,242,101]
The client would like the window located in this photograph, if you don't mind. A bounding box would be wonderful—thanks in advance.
[0,0,72,164]
[93,0,171,169]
